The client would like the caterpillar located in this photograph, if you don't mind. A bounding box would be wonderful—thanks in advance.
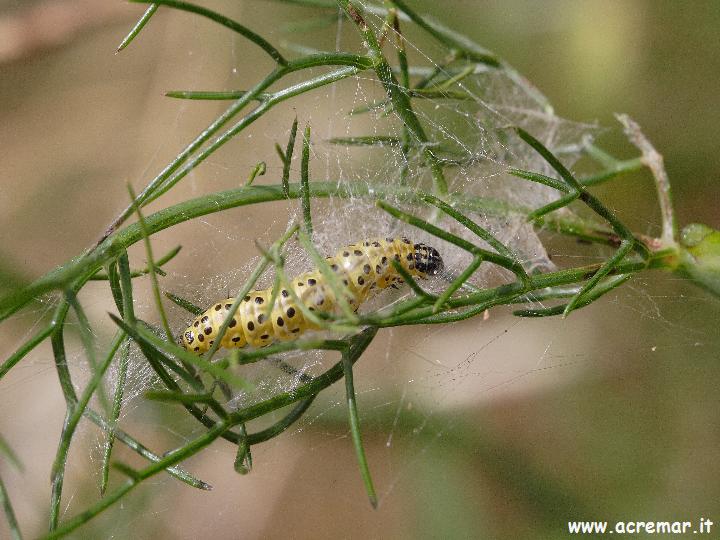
[181,237,443,354]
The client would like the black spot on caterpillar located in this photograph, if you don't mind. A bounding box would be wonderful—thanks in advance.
[181,238,443,354]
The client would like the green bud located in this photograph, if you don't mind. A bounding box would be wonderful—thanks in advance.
[678,223,720,297]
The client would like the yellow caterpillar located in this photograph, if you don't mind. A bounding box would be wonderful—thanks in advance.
[181,237,443,354]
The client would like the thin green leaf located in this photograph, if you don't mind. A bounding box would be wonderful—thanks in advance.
[0,323,54,380]
[127,184,173,341]
[300,124,313,235]
[342,343,377,508]
[100,339,129,496]
[327,136,401,147]
[105,260,124,314]
[281,117,299,199]
[0,474,22,540]
[274,143,286,165]
[514,274,632,317]
[432,255,483,313]
[118,252,136,324]
[528,192,579,221]
[579,158,644,187]
[164,292,203,316]
[0,434,22,472]
[165,90,270,101]
[507,168,570,193]
[90,245,181,281]
[117,3,158,52]
[145,390,229,419]
[64,290,109,412]
[246,397,316,444]
[130,0,287,65]
[111,462,141,481]
[50,301,75,405]
[514,127,582,190]
[263,272,282,320]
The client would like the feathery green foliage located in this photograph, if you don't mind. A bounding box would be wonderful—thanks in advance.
[0,1,717,537]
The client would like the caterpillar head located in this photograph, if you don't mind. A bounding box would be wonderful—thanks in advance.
[413,243,444,277]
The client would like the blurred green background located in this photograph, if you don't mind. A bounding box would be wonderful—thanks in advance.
[0,1,718,538]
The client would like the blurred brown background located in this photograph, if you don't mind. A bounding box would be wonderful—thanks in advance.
[1,1,719,538]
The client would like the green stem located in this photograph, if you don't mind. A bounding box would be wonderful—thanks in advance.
[89,245,181,280]
[0,474,22,540]
[84,407,211,489]
[363,254,671,327]
[63,291,109,412]
[432,255,483,313]
[0,323,54,380]
[0,181,672,323]
[49,331,126,532]
[0,435,22,472]
[246,397,316,444]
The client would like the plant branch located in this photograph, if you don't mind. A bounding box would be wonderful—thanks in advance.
[42,328,378,539]
[616,113,678,246]
[337,0,448,196]
[0,179,670,323]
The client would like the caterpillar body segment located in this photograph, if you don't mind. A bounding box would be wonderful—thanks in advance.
[181,238,443,354]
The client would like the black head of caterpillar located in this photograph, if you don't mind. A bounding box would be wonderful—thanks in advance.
[412,243,443,277]
[181,238,444,354]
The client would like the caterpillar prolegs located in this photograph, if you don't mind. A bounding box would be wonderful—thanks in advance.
[181,237,444,354]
